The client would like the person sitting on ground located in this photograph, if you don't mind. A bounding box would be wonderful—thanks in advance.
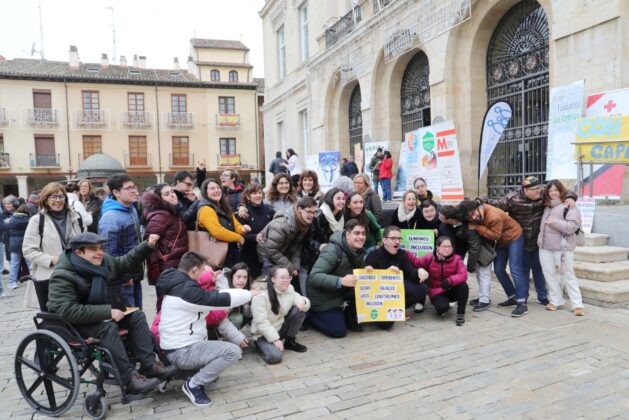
[365,225,427,315]
[47,232,177,394]
[251,266,310,364]
[218,263,253,328]
[391,190,422,229]
[406,236,469,326]
[157,251,254,407]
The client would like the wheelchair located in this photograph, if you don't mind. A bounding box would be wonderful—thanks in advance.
[14,276,170,419]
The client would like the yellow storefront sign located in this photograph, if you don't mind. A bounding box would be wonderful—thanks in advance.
[575,116,629,163]
[354,269,405,323]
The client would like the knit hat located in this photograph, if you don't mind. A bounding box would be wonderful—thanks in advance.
[521,176,540,189]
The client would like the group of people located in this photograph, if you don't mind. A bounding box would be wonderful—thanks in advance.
[7,150,584,408]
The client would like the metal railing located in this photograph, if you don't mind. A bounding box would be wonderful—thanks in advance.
[326,5,362,48]
[74,110,108,129]
[29,153,60,167]
[166,112,194,129]
[27,108,59,126]
[123,152,152,168]
[121,111,152,129]
[0,153,10,168]
[169,153,194,167]
[0,108,8,126]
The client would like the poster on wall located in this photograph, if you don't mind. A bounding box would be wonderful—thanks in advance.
[354,269,406,323]
[405,130,443,197]
[317,151,340,192]
[546,80,585,179]
[394,141,408,198]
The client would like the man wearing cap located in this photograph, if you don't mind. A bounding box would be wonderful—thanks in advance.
[484,176,576,310]
[47,232,177,394]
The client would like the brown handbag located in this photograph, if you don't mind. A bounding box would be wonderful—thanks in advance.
[187,209,229,268]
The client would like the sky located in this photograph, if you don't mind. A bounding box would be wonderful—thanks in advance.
[0,0,267,77]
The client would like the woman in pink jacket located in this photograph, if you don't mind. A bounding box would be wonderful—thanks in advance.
[407,236,469,325]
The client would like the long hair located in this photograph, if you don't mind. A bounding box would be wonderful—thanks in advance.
[78,178,95,202]
[266,266,287,315]
[241,183,264,206]
[200,178,233,216]
[322,187,343,210]
[267,173,296,203]
[297,170,320,195]
[543,179,567,206]
[227,262,252,290]
[344,191,369,226]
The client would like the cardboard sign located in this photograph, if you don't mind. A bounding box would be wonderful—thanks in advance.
[354,269,406,323]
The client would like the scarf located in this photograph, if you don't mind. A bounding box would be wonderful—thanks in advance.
[293,205,311,233]
[320,203,345,233]
[48,210,68,247]
[397,204,417,223]
[68,253,125,309]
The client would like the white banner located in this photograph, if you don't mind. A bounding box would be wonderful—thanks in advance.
[363,141,390,179]
[478,101,512,179]
[546,80,585,179]
[316,151,341,192]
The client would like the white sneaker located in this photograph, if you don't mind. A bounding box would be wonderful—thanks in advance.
[414,303,424,313]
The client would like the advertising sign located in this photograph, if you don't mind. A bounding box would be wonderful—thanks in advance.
[576,197,596,234]
[354,269,406,323]
[575,116,629,163]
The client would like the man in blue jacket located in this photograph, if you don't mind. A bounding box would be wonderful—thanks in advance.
[98,174,144,308]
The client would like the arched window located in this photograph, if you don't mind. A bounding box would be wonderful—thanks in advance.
[348,85,362,155]
[486,0,549,197]
[210,70,220,81]
[400,52,431,137]
[229,70,238,82]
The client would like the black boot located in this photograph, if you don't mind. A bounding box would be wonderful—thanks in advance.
[284,337,307,353]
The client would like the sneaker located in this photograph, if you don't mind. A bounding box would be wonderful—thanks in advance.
[511,303,528,318]
[537,298,549,305]
[182,379,213,407]
[0,292,6,298]
[473,302,491,312]
[468,298,479,306]
[546,303,558,311]
[347,322,364,333]
[455,314,465,326]
[125,374,160,395]
[498,298,517,308]
[8,282,18,289]
[141,361,178,380]
[574,307,585,316]
[284,337,307,353]
[414,303,424,313]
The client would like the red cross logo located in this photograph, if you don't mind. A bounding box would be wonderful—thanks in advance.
[603,100,617,113]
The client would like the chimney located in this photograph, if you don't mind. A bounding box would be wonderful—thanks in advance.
[100,53,109,68]
[133,54,139,67]
[187,55,198,78]
[69,45,80,70]
[173,57,179,70]
[138,56,147,69]
[119,55,127,67]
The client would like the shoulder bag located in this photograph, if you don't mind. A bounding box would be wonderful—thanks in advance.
[187,207,229,268]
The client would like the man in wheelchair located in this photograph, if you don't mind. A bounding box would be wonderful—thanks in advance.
[47,232,177,394]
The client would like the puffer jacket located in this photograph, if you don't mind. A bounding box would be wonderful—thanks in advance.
[307,230,366,312]
[488,189,577,251]
[142,192,188,285]
[98,197,144,282]
[538,200,582,251]
[257,208,309,273]
[438,223,483,272]
[406,250,468,299]
[379,157,393,179]
[471,204,522,246]
[363,189,383,224]
[251,284,310,343]
[2,211,30,253]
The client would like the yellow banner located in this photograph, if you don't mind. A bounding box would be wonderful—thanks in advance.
[216,114,240,126]
[575,116,629,162]
[218,155,241,166]
[354,269,405,323]
[575,142,629,163]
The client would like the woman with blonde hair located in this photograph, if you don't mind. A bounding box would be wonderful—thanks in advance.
[77,178,102,233]
[353,173,383,224]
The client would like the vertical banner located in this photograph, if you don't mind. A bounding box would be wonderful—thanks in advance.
[354,269,406,323]
[394,141,408,198]
[576,197,596,234]
[546,80,585,179]
[478,101,512,180]
[353,142,364,175]
[317,151,340,192]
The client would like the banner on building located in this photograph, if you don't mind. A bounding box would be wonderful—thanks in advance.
[218,154,241,167]
[478,101,512,179]
[317,151,341,192]
[576,197,596,234]
[354,269,406,323]
[216,113,240,127]
[394,141,408,198]
[545,80,585,179]
[575,116,629,163]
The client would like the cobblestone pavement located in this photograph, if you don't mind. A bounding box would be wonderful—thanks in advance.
[2,277,629,419]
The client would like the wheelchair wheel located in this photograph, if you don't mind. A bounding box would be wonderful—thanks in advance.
[15,329,80,417]
[84,393,108,419]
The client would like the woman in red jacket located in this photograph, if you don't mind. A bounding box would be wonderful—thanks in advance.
[407,236,469,325]
[379,151,393,202]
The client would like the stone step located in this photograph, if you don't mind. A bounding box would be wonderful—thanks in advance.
[582,233,609,247]
[574,245,629,263]
[573,260,629,282]
[579,278,629,308]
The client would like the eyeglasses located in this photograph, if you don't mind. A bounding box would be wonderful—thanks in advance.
[385,237,402,241]
[49,195,66,201]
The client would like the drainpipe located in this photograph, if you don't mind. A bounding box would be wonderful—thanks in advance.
[154,83,163,182]
[64,78,72,175]
[253,90,260,178]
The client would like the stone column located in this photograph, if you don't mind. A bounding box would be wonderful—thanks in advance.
[16,175,28,198]
[155,173,165,184]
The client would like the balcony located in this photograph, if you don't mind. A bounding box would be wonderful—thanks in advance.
[30,153,60,168]
[216,113,240,130]
[27,108,59,127]
[217,154,241,167]
[0,153,10,169]
[169,153,194,168]
[73,110,109,129]
[121,111,152,129]
[326,5,362,48]
[0,108,8,127]
[123,152,152,168]
[166,112,194,129]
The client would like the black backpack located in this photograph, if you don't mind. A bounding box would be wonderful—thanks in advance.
[39,212,84,248]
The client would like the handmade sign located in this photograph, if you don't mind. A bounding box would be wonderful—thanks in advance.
[354,269,405,323]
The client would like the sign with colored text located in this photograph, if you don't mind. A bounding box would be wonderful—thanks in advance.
[575,116,629,163]
[354,269,406,323]
[400,229,435,258]
[317,151,341,191]
[576,197,596,234]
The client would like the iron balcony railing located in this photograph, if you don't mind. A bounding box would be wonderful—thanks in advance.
[166,112,194,129]
[74,110,108,129]
[30,153,60,167]
[326,5,362,48]
[123,152,152,168]
[0,108,8,126]
[27,108,59,126]
[121,111,152,129]
[169,153,194,168]
[0,153,10,169]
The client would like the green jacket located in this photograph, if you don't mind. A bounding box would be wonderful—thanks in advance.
[364,210,382,249]
[307,231,365,312]
[47,241,153,324]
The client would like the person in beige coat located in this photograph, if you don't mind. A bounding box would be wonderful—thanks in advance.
[537,180,584,316]
[22,182,85,309]
[251,266,310,364]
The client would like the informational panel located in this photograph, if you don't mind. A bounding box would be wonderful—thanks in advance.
[354,269,405,323]
[576,197,596,234]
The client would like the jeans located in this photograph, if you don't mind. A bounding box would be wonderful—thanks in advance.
[255,306,305,364]
[307,308,347,338]
[494,234,527,302]
[167,340,241,387]
[9,252,22,286]
[373,178,380,194]
[122,282,143,309]
[523,248,548,302]
[381,178,392,201]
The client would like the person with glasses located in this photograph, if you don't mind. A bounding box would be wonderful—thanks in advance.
[173,170,198,229]
[22,182,85,309]
[98,174,145,308]
[219,169,244,211]
[365,225,427,315]
[251,266,310,364]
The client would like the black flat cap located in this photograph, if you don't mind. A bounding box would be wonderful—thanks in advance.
[69,232,108,251]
